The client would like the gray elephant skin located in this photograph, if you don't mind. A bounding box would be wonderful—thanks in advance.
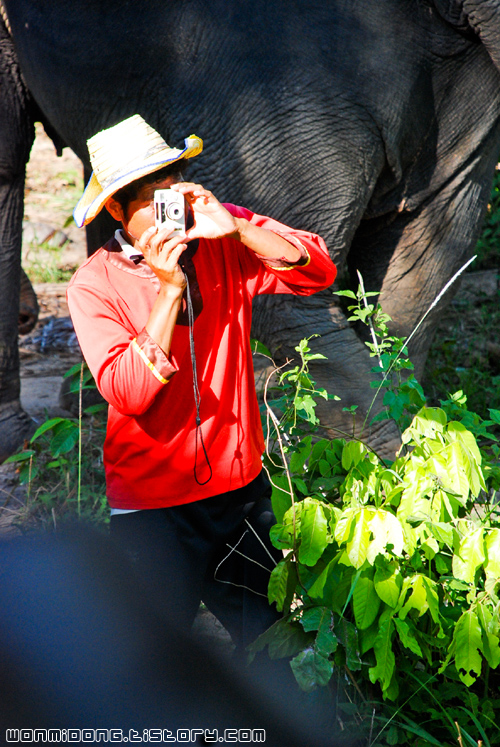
[1,0,500,462]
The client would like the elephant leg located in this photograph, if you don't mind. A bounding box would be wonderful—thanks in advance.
[349,136,500,382]
[252,293,402,459]
[19,266,39,335]
[0,18,36,461]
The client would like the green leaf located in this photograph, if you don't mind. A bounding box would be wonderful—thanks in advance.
[334,617,362,671]
[269,522,294,550]
[31,417,71,442]
[488,408,500,425]
[298,499,329,566]
[369,618,396,695]
[270,473,293,524]
[421,576,440,625]
[485,528,500,580]
[476,604,500,669]
[316,625,338,657]
[429,521,454,548]
[247,618,311,662]
[353,575,381,630]
[345,508,372,569]
[289,437,312,473]
[398,575,429,620]
[251,338,272,357]
[374,560,403,608]
[84,403,107,415]
[393,618,423,656]
[268,560,289,611]
[300,606,330,633]
[296,394,320,424]
[300,607,338,656]
[367,509,405,563]
[427,442,471,504]
[341,440,366,470]
[453,609,483,686]
[453,527,485,584]
[446,421,482,466]
[50,421,80,456]
[333,289,357,299]
[4,450,36,464]
[402,407,447,445]
[359,620,379,655]
[290,648,333,692]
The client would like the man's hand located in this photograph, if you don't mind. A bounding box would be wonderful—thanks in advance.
[171,182,302,264]
[170,182,239,241]
[137,223,187,291]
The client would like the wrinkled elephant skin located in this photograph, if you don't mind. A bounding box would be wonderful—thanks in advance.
[19,267,39,335]
[1,0,500,461]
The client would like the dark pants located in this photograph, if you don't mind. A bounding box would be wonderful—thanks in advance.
[109,471,282,653]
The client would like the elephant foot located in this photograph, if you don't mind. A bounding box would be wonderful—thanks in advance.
[0,401,37,464]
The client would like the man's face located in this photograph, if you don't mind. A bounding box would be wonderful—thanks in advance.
[107,175,181,245]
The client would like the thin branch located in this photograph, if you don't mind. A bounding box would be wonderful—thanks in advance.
[363,255,477,430]
[357,270,383,369]
[244,518,278,567]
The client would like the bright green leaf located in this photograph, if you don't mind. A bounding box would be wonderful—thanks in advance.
[485,528,500,580]
[341,440,366,470]
[367,509,405,563]
[453,527,485,584]
[453,609,483,687]
[298,499,329,566]
[353,575,381,630]
[398,575,429,620]
[374,560,403,608]
[346,508,372,569]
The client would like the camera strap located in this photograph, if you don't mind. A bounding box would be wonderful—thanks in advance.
[184,270,213,485]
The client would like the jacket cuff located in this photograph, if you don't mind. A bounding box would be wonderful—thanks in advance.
[132,329,178,384]
[254,235,311,270]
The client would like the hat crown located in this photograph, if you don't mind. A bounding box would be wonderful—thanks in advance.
[88,115,170,189]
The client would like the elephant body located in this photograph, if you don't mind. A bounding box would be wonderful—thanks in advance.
[1,0,500,459]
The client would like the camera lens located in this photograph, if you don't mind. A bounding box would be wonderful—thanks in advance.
[166,204,182,221]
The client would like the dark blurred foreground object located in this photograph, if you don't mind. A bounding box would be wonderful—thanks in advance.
[0,526,346,746]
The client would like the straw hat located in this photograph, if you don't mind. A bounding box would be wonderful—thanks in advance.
[73,115,203,227]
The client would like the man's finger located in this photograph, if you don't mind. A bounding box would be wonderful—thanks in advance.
[137,225,157,251]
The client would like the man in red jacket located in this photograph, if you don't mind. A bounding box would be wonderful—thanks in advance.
[69,114,337,653]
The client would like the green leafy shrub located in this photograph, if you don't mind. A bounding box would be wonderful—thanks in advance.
[252,294,500,746]
[6,362,108,528]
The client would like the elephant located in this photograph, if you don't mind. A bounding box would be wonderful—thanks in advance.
[1,0,499,461]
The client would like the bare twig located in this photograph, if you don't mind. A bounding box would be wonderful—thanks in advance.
[357,270,383,369]
[363,255,477,429]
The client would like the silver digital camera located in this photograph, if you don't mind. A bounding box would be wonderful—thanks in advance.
[154,189,185,234]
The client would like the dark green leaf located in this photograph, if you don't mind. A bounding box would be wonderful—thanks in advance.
[290,648,333,692]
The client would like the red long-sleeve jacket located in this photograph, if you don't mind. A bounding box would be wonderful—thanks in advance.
[67,205,336,509]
